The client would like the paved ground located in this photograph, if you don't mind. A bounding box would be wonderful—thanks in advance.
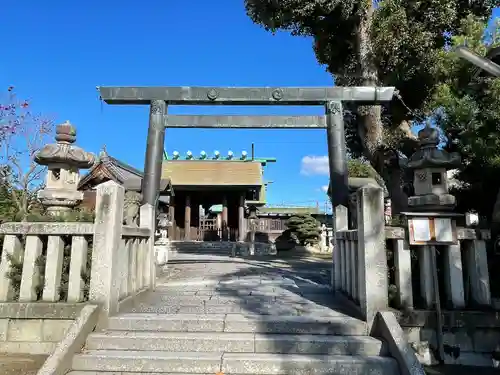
[0,354,47,375]
[157,253,332,285]
[129,252,354,317]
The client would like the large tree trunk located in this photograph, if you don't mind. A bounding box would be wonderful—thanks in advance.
[354,2,408,215]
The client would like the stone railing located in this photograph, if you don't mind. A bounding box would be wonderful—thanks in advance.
[334,186,493,314]
[386,226,491,311]
[0,223,93,303]
[119,226,154,304]
[0,180,155,321]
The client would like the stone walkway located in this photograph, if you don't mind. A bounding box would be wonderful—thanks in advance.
[126,252,355,318]
[156,253,331,285]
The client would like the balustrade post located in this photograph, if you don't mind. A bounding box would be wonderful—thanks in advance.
[140,203,156,290]
[350,238,357,300]
[464,239,491,306]
[19,236,43,302]
[333,205,348,291]
[42,235,65,302]
[89,181,124,323]
[0,235,22,301]
[356,186,388,323]
[67,236,89,303]
[443,244,465,308]
[393,238,413,309]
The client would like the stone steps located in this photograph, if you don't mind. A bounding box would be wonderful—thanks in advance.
[86,331,387,356]
[70,258,400,374]
[71,350,399,374]
[107,313,368,335]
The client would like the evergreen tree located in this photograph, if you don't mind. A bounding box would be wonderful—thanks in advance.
[245,0,499,214]
[0,180,17,222]
[286,214,321,245]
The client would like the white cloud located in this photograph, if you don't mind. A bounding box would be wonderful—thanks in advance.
[300,155,329,176]
[321,185,329,193]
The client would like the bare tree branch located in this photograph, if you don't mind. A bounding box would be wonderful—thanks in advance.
[0,86,54,219]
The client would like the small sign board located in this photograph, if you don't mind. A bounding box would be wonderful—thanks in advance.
[408,217,458,245]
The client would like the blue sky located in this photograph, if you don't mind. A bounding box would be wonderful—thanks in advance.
[2,2,498,212]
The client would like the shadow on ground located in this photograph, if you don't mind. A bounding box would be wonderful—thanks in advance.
[148,251,394,374]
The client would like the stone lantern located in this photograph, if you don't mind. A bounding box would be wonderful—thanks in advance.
[404,123,465,337]
[35,121,96,215]
[407,124,461,211]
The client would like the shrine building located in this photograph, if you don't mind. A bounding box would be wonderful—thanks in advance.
[78,148,276,242]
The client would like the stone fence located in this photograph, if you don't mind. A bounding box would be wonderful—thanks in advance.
[334,186,498,366]
[0,180,154,321]
[334,186,492,314]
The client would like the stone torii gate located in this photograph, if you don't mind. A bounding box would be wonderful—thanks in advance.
[97,86,395,214]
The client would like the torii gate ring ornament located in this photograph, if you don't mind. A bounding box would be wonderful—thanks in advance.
[207,89,219,101]
[272,89,283,101]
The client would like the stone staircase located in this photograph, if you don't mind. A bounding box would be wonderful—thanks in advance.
[68,270,400,374]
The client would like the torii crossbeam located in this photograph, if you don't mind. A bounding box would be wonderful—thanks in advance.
[97,86,396,209]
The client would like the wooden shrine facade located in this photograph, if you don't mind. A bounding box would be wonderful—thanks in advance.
[77,148,273,242]
[163,152,272,241]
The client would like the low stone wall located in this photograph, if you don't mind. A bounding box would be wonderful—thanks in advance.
[0,303,85,354]
[397,310,500,367]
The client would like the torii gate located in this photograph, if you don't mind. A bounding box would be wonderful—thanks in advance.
[97,86,395,213]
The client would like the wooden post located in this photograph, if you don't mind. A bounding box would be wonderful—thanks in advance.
[238,194,245,242]
[222,195,228,241]
[184,195,191,240]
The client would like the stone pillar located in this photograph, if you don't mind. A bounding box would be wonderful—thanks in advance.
[222,195,228,241]
[356,186,388,323]
[333,205,348,291]
[419,246,435,308]
[350,240,359,301]
[89,181,124,326]
[143,100,167,206]
[339,239,347,292]
[393,238,414,309]
[443,244,465,308]
[184,195,191,240]
[168,196,175,240]
[464,239,491,306]
[140,203,156,289]
[344,239,352,296]
[325,101,348,207]
[238,194,245,242]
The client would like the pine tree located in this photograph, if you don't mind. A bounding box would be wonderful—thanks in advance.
[286,214,321,246]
